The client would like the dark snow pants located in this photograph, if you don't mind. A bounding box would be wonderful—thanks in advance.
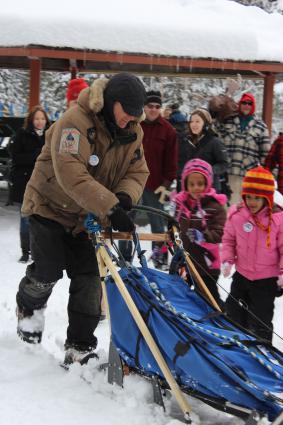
[225,271,278,342]
[16,214,101,350]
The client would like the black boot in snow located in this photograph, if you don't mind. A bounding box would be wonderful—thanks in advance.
[63,342,99,366]
[16,306,45,344]
[19,231,30,263]
[18,251,29,263]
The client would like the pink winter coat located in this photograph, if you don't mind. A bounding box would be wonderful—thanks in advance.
[221,203,283,280]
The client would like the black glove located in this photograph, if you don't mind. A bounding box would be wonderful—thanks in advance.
[109,205,135,232]
[116,192,133,211]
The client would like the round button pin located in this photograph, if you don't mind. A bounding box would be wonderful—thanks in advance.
[243,222,253,232]
[89,155,99,166]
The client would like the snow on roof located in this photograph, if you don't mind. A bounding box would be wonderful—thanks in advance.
[1,0,283,63]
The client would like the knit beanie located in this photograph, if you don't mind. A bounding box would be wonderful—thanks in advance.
[66,78,88,103]
[181,159,213,192]
[146,90,162,106]
[242,166,275,247]
[189,108,212,126]
[104,72,146,117]
[242,166,275,209]
[239,93,256,115]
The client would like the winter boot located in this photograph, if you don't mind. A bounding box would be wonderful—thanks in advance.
[19,231,30,263]
[63,342,99,366]
[16,306,45,344]
[18,251,29,263]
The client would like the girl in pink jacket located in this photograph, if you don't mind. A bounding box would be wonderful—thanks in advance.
[221,165,283,342]
[173,159,227,304]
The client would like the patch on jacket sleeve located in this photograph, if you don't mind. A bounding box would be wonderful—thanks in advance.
[59,128,80,154]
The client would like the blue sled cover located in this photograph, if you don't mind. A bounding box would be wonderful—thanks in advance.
[106,267,283,421]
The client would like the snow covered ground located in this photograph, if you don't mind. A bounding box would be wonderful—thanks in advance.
[1,182,283,425]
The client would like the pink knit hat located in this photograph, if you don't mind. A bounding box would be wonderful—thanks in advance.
[181,159,213,192]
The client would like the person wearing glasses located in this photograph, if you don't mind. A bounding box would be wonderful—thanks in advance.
[141,90,177,269]
[211,92,271,204]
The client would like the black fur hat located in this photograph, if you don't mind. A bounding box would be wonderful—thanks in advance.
[104,73,146,117]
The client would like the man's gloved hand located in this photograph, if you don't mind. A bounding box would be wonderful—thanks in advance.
[187,228,205,244]
[221,262,233,278]
[116,192,133,211]
[108,205,135,232]
[154,186,171,204]
[84,213,102,233]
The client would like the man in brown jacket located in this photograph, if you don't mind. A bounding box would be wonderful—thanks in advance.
[16,73,149,365]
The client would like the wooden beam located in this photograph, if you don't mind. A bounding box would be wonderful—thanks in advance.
[1,47,283,74]
[69,59,77,79]
[262,73,275,134]
[29,58,41,110]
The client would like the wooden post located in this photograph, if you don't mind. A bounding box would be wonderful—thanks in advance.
[262,73,275,135]
[70,59,77,79]
[70,66,77,79]
[29,57,41,110]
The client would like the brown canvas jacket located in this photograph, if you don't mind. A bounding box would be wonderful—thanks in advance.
[22,78,149,232]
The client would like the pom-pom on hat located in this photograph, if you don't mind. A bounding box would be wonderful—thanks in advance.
[242,166,275,209]
[66,78,88,103]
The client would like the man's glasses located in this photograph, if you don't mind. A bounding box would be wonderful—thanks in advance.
[241,101,253,106]
[147,104,161,110]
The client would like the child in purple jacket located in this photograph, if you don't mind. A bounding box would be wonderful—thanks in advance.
[221,166,283,342]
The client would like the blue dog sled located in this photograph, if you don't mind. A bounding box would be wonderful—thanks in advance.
[87,206,283,424]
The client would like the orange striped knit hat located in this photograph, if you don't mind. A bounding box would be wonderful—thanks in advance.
[242,166,275,247]
[242,166,275,209]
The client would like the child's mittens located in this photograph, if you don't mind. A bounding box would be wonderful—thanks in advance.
[277,274,283,288]
[221,262,233,278]
[187,228,204,244]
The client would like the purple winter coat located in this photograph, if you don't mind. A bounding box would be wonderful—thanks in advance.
[221,203,283,280]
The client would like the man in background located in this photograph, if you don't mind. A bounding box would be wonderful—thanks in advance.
[141,90,177,269]
[211,92,270,204]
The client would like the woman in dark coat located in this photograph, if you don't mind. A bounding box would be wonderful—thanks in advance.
[9,105,50,262]
[178,108,228,194]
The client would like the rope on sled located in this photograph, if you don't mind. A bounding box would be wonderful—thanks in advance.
[125,268,283,386]
[183,249,283,342]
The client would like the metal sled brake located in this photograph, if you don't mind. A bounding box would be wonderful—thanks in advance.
[88,206,283,425]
